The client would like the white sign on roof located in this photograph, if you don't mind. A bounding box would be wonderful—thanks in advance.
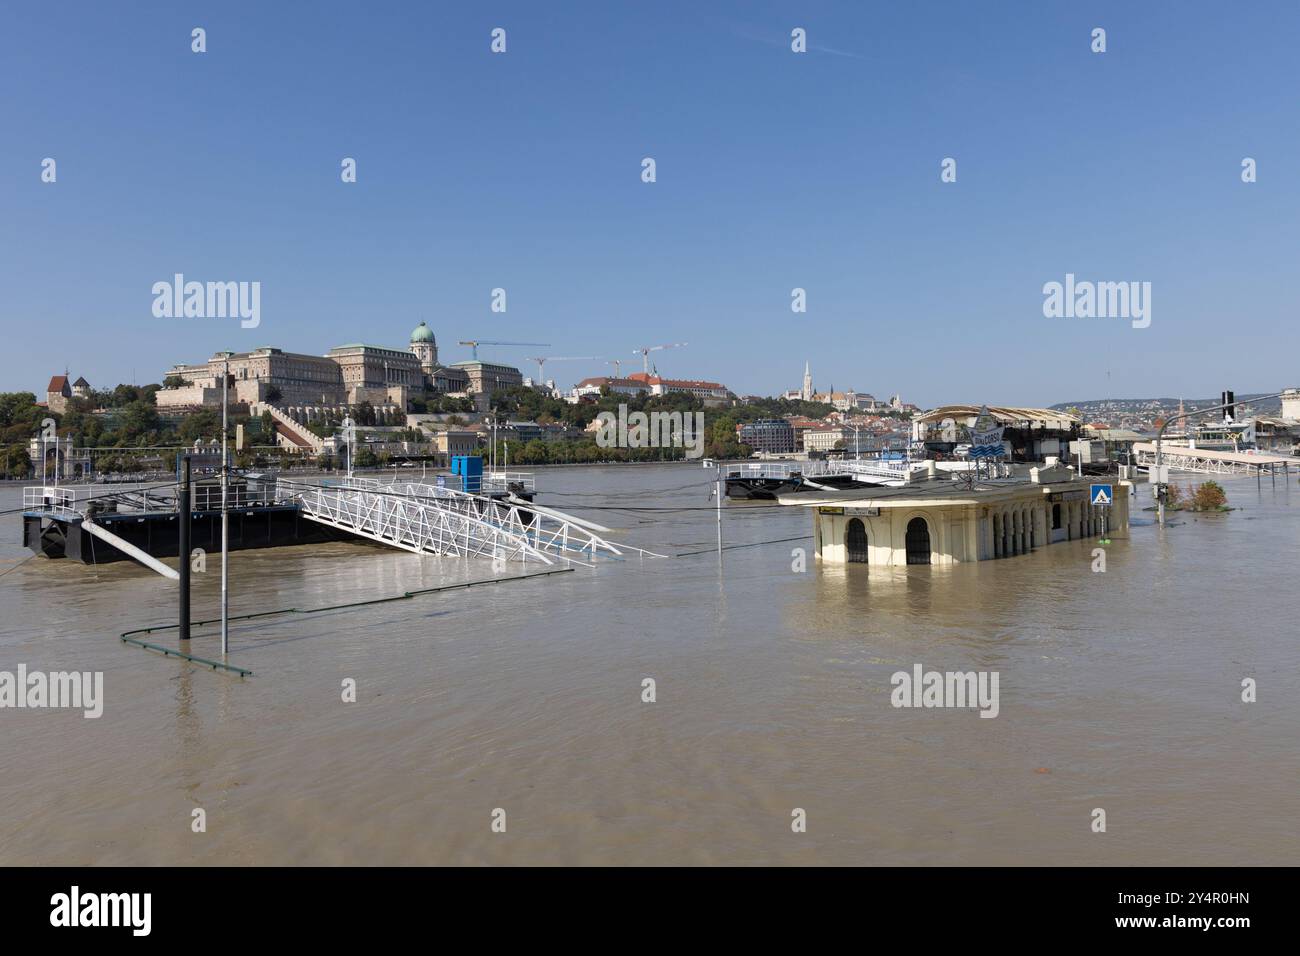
[969,405,1005,459]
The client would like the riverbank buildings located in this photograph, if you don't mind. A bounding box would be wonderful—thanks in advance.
[154,322,489,413]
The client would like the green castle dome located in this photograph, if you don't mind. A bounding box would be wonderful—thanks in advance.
[410,321,435,344]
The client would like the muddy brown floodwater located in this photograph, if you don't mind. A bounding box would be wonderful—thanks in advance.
[1,465,1297,865]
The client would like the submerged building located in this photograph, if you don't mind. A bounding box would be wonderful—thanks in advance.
[790,462,1130,566]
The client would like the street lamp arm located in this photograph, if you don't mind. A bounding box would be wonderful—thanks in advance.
[1155,390,1286,444]
[1154,390,1287,527]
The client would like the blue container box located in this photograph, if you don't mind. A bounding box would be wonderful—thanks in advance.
[451,455,483,493]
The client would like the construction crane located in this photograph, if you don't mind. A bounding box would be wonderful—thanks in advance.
[526,356,601,383]
[458,340,550,361]
[608,359,623,379]
[633,342,687,376]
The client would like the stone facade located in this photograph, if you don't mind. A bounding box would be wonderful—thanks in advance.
[1281,388,1300,421]
[802,425,848,452]
[45,375,72,414]
[808,473,1131,567]
[435,430,480,457]
[158,348,347,409]
[327,344,424,393]
[449,360,523,395]
[154,324,511,412]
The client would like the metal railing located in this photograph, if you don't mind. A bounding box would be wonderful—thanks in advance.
[480,471,537,493]
[387,478,620,560]
[23,480,299,518]
[722,461,817,480]
[1133,442,1295,477]
[257,404,325,453]
[722,457,913,481]
[838,459,913,480]
[23,484,179,516]
[294,477,622,565]
[23,486,80,517]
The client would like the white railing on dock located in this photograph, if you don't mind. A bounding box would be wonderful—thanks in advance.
[481,471,536,494]
[23,486,79,517]
[838,459,912,480]
[22,480,298,518]
[722,461,809,480]
[294,477,621,565]
[722,458,913,481]
[1133,442,1296,477]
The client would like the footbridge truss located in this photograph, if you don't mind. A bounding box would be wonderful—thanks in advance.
[292,477,642,565]
[1132,442,1297,478]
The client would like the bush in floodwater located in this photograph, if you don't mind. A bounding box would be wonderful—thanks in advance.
[1190,480,1228,511]
[1164,482,1185,508]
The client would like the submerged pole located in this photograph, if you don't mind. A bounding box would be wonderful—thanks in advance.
[179,455,191,642]
[1155,425,1165,528]
[715,462,723,561]
[220,359,230,657]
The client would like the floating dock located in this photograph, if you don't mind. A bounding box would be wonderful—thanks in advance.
[20,470,650,575]
[22,482,354,567]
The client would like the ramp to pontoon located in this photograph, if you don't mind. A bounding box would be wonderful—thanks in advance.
[293,478,630,565]
[81,518,180,579]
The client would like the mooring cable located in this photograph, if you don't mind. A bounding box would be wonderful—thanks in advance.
[674,533,813,558]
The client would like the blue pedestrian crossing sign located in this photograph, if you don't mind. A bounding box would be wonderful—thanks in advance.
[1090,483,1113,506]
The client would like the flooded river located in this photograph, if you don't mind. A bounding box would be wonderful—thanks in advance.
[1,465,1297,865]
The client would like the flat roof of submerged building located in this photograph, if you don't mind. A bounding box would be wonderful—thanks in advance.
[777,473,1124,510]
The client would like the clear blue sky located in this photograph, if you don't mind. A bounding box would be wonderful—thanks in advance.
[1,1,1296,407]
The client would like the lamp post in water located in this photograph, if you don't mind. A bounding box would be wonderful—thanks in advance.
[704,458,722,562]
[179,455,191,643]
[342,416,355,480]
[220,358,230,657]
[1153,390,1285,528]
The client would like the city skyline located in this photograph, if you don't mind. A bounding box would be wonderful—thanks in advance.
[3,1,1297,405]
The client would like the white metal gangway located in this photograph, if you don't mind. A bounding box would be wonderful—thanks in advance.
[837,458,914,481]
[292,477,630,565]
[1132,442,1297,477]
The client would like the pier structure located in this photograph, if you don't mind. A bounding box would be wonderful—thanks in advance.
[293,476,621,565]
[21,480,331,575]
[20,472,634,575]
[1132,442,1295,478]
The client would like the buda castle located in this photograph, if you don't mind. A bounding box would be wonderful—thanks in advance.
[155,322,523,412]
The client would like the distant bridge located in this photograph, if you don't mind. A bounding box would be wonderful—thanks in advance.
[1132,442,1297,477]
